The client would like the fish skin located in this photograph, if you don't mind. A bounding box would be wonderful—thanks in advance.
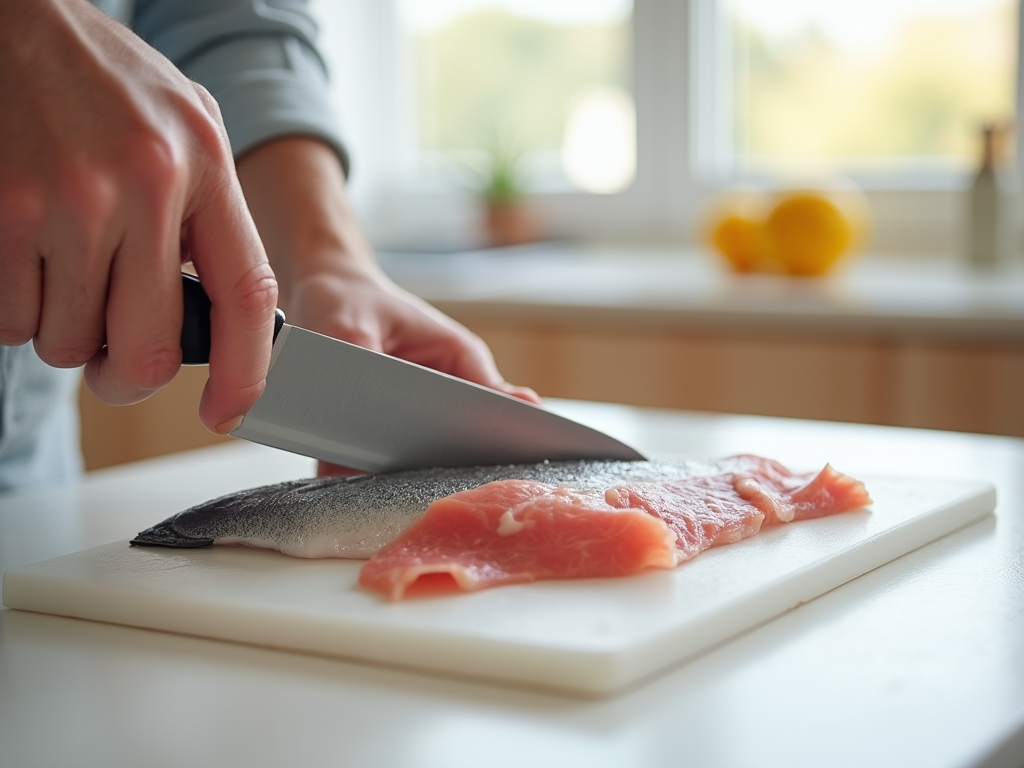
[131,458,762,559]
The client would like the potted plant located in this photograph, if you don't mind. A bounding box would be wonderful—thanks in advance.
[475,135,541,247]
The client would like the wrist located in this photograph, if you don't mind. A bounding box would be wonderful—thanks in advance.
[237,137,381,310]
[284,220,380,283]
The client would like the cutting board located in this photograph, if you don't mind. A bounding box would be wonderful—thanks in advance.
[2,475,994,695]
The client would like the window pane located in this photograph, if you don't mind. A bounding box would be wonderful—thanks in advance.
[725,0,1017,176]
[399,0,635,193]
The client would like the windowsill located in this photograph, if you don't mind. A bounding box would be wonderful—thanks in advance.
[378,242,1024,343]
[357,179,980,257]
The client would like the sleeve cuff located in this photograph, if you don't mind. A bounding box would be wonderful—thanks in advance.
[180,35,351,177]
[212,70,351,176]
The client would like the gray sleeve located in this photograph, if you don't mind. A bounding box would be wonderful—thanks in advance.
[131,0,350,175]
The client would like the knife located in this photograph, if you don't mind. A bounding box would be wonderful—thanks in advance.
[180,272,645,472]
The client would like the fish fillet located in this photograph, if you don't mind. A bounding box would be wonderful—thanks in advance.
[360,456,872,600]
[357,480,679,599]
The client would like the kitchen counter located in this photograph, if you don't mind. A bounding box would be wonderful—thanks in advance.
[379,244,1024,342]
[3,401,1023,768]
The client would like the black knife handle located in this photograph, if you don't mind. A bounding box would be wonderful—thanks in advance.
[181,272,286,365]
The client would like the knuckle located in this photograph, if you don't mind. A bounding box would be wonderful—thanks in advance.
[121,344,181,391]
[0,181,46,236]
[466,329,489,350]
[190,83,223,121]
[456,327,491,358]
[333,322,377,350]
[0,327,35,346]
[184,89,232,166]
[125,131,185,200]
[36,338,103,368]
[233,264,279,316]
[58,166,118,227]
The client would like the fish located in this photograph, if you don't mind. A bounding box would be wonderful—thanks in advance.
[132,459,750,558]
[360,456,873,600]
[132,456,871,578]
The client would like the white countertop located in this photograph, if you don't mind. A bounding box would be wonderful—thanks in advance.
[2,401,1023,768]
[379,244,1024,342]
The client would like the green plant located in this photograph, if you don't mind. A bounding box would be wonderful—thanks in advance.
[473,133,525,206]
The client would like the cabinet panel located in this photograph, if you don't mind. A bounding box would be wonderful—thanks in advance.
[471,319,1024,438]
[888,343,1024,435]
[475,324,886,424]
[79,366,228,471]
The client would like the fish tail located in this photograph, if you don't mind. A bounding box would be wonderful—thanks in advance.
[130,518,214,549]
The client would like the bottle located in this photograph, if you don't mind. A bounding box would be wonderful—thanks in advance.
[967,123,1014,268]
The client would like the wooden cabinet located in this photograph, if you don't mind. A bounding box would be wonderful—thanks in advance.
[444,306,1024,439]
[79,367,228,471]
[886,341,1024,435]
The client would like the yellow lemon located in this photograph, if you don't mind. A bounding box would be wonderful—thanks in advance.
[764,192,864,276]
[706,192,778,273]
[711,214,774,273]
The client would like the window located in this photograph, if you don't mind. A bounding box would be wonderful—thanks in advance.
[315,0,1022,252]
[397,0,635,194]
[715,0,1018,181]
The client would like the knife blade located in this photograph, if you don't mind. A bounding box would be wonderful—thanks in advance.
[180,272,645,472]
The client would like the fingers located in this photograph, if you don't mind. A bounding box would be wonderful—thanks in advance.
[187,169,278,433]
[388,308,543,404]
[34,169,118,370]
[497,383,543,405]
[0,186,44,345]
[291,271,541,405]
[83,174,184,405]
[1,3,280,422]
[289,273,385,353]
[444,334,541,404]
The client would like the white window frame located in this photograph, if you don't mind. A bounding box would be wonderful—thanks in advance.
[316,0,1023,256]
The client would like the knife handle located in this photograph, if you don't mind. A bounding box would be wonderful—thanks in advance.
[181,272,286,366]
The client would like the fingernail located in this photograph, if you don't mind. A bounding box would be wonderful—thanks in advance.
[214,415,244,435]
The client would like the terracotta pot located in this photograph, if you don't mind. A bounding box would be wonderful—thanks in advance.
[484,202,541,247]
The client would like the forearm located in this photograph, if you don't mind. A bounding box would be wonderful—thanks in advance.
[236,137,377,317]
[236,136,541,407]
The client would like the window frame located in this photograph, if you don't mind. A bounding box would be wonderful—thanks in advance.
[317,0,1023,256]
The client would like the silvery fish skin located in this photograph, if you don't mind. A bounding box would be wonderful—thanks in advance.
[131,459,742,559]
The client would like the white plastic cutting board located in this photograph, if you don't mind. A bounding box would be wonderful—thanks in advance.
[2,475,994,695]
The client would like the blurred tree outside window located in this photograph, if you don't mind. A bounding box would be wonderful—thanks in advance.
[725,0,1018,179]
[398,0,635,194]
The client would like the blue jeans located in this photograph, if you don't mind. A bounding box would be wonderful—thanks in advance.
[0,345,83,493]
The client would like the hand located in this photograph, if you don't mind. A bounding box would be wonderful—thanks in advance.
[285,265,541,405]
[236,139,540,475]
[237,138,539,403]
[0,0,278,433]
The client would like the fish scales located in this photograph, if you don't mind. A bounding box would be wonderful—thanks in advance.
[132,459,741,559]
